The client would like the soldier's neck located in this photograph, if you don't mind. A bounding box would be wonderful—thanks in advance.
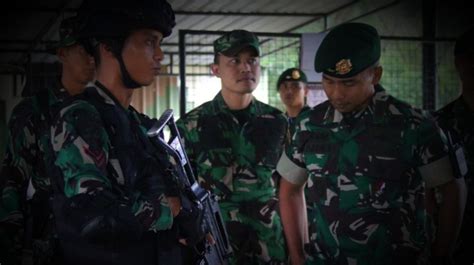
[286,104,304,118]
[221,89,252,110]
[96,73,133,109]
[61,71,87,96]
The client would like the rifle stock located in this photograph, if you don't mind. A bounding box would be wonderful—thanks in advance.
[147,109,232,265]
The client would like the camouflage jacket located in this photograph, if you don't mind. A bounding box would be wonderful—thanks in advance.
[278,85,453,265]
[286,105,311,142]
[50,82,173,234]
[0,82,70,264]
[434,96,473,180]
[177,92,288,264]
[434,96,474,258]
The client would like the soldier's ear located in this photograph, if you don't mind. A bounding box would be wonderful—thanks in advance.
[99,43,114,58]
[56,46,69,63]
[372,66,383,85]
[210,63,220,77]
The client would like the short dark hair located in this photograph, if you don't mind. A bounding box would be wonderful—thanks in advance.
[213,53,220,64]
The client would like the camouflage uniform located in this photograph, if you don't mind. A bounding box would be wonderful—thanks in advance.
[434,96,474,263]
[278,85,452,265]
[177,92,288,264]
[286,105,311,140]
[50,83,177,264]
[0,83,70,264]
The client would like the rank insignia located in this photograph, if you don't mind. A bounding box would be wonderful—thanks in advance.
[291,69,300,79]
[335,59,352,75]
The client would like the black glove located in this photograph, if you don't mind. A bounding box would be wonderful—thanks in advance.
[429,255,453,265]
[61,192,143,245]
[174,194,207,246]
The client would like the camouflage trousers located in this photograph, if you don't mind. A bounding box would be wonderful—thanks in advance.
[220,198,287,265]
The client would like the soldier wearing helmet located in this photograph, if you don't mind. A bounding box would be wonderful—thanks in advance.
[48,0,204,264]
[0,14,95,265]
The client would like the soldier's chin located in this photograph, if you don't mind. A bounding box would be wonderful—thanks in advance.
[333,104,351,113]
[249,87,257,93]
[240,86,256,94]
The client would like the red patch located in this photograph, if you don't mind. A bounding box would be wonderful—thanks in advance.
[83,146,106,170]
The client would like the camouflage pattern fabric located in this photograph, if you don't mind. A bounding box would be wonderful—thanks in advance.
[0,83,69,264]
[286,105,311,141]
[434,96,474,263]
[177,92,288,265]
[284,85,450,265]
[50,83,173,233]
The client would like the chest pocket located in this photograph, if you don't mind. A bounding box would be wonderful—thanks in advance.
[243,116,286,167]
[298,129,339,205]
[299,130,339,174]
[197,115,233,167]
[362,124,411,183]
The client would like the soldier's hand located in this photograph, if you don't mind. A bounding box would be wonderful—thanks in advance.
[179,232,215,246]
[174,195,207,246]
[166,196,181,217]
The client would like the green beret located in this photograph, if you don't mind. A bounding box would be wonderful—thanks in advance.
[277,68,307,90]
[214,30,260,57]
[314,23,381,78]
[57,16,80,48]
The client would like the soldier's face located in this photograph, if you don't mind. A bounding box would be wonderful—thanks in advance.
[278,81,307,109]
[122,29,164,86]
[60,44,95,85]
[322,66,381,113]
[211,48,260,95]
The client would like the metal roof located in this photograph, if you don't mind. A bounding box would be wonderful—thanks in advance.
[0,0,471,73]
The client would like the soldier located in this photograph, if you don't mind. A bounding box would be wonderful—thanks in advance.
[277,22,467,265]
[177,30,288,264]
[0,15,95,264]
[276,67,311,249]
[48,0,205,264]
[276,67,310,135]
[433,26,473,264]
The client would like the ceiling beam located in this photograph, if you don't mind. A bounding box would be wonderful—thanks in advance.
[284,0,359,32]
[9,7,325,17]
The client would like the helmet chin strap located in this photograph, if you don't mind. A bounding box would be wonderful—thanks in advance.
[116,54,142,89]
[108,39,142,89]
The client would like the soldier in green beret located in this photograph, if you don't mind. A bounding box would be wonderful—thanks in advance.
[177,29,288,264]
[277,22,466,265]
[0,16,95,264]
[277,68,310,135]
[276,67,310,254]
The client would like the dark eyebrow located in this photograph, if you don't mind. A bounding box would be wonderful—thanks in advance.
[143,30,161,41]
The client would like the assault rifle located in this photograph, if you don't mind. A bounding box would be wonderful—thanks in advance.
[147,109,232,265]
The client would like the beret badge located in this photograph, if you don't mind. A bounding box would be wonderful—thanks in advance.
[335,59,352,75]
[291,70,301,79]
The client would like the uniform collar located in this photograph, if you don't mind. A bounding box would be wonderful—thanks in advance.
[324,84,388,125]
[285,105,310,118]
[92,81,124,107]
[211,91,262,115]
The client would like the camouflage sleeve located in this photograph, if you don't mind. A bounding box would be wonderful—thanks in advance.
[414,117,454,188]
[1,100,37,215]
[277,115,308,185]
[0,99,37,263]
[51,101,173,231]
[176,114,198,164]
